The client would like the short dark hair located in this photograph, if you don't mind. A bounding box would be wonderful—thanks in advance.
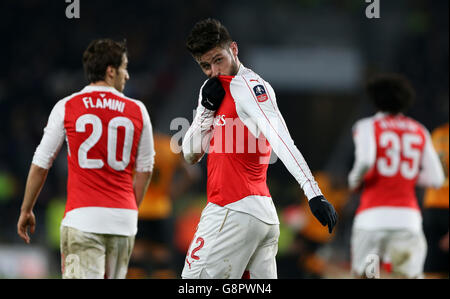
[186,18,233,59]
[365,73,415,114]
[82,39,127,83]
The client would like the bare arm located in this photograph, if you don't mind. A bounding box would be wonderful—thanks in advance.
[17,99,65,244]
[17,164,49,243]
[133,171,152,207]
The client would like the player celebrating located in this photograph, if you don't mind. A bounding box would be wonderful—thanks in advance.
[17,39,155,279]
[348,74,445,278]
[181,18,337,279]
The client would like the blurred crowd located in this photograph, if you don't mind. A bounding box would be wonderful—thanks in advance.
[0,0,448,278]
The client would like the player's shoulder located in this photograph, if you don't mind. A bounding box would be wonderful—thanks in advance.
[230,66,268,88]
[125,95,147,113]
[403,116,430,136]
[352,115,375,132]
[107,88,144,107]
[228,66,273,103]
[106,88,150,119]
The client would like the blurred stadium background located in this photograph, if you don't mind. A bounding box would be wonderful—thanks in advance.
[0,0,447,278]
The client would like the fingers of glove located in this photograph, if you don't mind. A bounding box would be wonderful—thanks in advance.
[204,78,224,98]
[328,222,334,234]
[333,210,338,225]
[315,209,327,226]
[328,208,338,234]
[325,210,334,233]
[202,79,225,110]
[326,205,336,224]
[205,77,221,88]
[328,214,335,233]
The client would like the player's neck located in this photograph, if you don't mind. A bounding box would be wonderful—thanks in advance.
[89,80,114,88]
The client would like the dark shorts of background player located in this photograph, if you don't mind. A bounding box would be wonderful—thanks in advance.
[423,208,449,274]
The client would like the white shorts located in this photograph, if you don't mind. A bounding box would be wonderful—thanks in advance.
[182,203,279,279]
[351,228,427,278]
[60,226,135,279]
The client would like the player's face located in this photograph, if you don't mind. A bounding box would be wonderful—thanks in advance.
[113,54,130,92]
[197,42,239,78]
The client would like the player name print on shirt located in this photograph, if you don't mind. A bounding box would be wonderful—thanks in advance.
[378,118,418,131]
[82,95,126,113]
[253,85,268,103]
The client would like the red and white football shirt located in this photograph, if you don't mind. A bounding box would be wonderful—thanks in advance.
[349,112,444,231]
[182,65,322,224]
[32,85,155,236]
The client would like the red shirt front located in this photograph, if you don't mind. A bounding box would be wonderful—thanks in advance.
[182,65,323,225]
[207,75,272,207]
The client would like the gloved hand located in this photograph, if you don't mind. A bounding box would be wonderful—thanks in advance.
[201,77,225,110]
[308,195,338,233]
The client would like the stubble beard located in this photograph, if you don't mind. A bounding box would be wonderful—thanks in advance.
[229,60,239,76]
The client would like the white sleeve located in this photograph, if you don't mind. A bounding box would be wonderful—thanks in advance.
[232,76,322,200]
[348,118,376,190]
[32,100,66,169]
[416,127,445,188]
[182,81,215,164]
[135,101,155,172]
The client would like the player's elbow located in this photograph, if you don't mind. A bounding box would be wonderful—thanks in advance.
[183,151,200,165]
[348,163,370,192]
[417,169,445,189]
[433,171,445,188]
[429,163,446,188]
[348,180,362,193]
[181,141,202,164]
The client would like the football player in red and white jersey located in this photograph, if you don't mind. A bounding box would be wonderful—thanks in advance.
[181,18,337,279]
[17,39,155,279]
[348,74,445,278]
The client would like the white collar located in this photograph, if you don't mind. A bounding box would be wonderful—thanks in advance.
[374,111,404,119]
[81,85,121,94]
[236,63,246,75]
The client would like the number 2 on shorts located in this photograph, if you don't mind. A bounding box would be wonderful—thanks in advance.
[190,237,204,260]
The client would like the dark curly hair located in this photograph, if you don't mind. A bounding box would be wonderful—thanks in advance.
[82,39,127,83]
[366,73,416,114]
[186,18,232,59]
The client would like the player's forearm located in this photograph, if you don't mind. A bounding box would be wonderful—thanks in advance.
[277,143,322,199]
[257,117,322,199]
[133,171,152,207]
[21,164,49,213]
[348,162,371,191]
[182,106,215,164]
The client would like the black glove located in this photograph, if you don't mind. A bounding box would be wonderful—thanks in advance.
[308,195,338,234]
[201,77,225,110]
